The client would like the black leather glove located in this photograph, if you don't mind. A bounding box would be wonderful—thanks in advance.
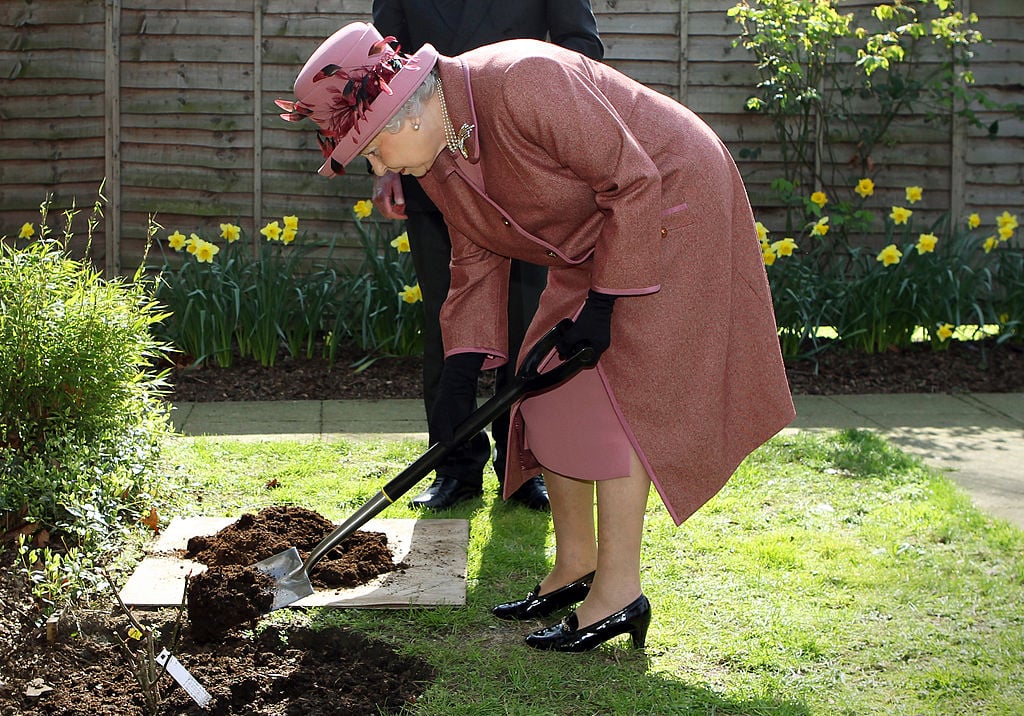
[556,290,617,361]
[429,352,485,445]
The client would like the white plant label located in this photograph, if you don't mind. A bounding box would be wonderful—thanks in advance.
[156,648,213,708]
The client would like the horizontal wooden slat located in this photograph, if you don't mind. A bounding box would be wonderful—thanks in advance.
[1,0,1021,275]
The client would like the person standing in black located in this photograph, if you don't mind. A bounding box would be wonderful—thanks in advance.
[370,0,604,511]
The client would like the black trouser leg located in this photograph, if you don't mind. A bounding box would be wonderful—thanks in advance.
[405,210,490,487]
[492,259,547,485]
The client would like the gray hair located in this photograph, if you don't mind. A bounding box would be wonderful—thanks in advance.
[382,69,438,134]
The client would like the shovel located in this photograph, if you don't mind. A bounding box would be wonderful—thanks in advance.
[253,319,596,611]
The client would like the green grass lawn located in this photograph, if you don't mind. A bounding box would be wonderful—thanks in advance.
[161,429,1024,715]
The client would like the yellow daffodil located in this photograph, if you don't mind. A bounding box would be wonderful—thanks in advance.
[905,186,923,204]
[282,227,297,245]
[876,243,902,267]
[18,223,35,239]
[186,233,202,254]
[168,230,187,251]
[283,215,299,230]
[998,225,1014,242]
[762,247,777,266]
[810,191,827,209]
[937,323,954,342]
[996,211,1018,231]
[1000,313,1010,324]
[771,237,798,256]
[916,233,938,254]
[353,200,374,219]
[890,206,913,225]
[967,213,981,229]
[755,221,769,243]
[390,231,411,253]
[854,178,875,198]
[195,240,220,263]
[260,221,282,241]
[983,236,999,253]
[811,217,830,236]
[400,283,422,304]
[219,223,241,242]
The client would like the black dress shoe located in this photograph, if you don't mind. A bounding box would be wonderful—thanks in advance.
[409,476,482,511]
[524,594,651,652]
[491,571,595,621]
[506,476,549,511]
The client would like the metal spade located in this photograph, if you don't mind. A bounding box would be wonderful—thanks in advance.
[253,319,596,611]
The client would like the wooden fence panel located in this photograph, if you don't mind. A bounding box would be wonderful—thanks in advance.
[0,0,1020,274]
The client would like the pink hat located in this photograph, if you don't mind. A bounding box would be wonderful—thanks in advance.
[275,23,438,177]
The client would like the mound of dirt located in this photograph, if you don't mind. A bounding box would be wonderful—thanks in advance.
[0,506,431,715]
[182,506,398,591]
[181,506,399,643]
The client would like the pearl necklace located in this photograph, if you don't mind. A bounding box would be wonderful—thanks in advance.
[435,76,474,159]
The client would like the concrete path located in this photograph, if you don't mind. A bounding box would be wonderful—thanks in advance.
[170,393,1024,530]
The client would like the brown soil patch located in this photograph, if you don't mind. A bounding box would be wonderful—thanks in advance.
[181,506,399,642]
[165,339,1024,403]
[0,506,431,715]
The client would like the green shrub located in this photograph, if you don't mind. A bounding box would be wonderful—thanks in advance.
[1,197,172,575]
[728,0,1020,238]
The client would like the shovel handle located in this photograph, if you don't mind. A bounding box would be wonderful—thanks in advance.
[298,320,596,576]
[410,318,596,474]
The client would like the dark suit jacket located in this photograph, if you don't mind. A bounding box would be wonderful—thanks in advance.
[371,0,604,210]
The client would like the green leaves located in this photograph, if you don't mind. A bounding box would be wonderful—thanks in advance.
[152,211,423,371]
[730,0,1007,232]
[2,195,172,618]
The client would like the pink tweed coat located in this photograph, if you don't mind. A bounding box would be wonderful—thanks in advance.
[417,40,796,525]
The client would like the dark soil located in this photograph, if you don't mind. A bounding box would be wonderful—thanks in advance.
[4,338,1023,715]
[183,506,399,643]
[166,339,1024,403]
[0,507,429,716]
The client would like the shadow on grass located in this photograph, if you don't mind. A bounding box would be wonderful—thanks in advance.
[459,490,811,716]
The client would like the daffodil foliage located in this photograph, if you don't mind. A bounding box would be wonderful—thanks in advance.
[151,206,421,369]
[757,179,1021,356]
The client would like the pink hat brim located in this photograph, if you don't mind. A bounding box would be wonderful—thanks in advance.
[316,44,439,177]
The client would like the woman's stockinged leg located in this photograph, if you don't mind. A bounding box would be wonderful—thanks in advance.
[572,447,650,628]
[521,447,654,651]
[538,471,598,594]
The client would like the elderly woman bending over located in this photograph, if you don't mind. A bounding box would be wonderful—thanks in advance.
[278,23,795,652]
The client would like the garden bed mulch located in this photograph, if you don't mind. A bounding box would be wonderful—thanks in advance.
[0,507,439,715]
[165,339,1024,403]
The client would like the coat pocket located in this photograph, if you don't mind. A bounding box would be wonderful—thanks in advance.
[659,202,696,238]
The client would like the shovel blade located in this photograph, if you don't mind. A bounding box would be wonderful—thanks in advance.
[253,547,315,611]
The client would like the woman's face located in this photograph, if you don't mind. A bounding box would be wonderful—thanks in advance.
[360,118,442,178]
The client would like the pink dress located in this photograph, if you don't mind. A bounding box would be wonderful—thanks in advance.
[520,359,632,480]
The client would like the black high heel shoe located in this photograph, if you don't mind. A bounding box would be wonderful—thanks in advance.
[491,571,595,621]
[524,594,651,652]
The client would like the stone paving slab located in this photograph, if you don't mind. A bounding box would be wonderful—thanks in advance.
[120,517,468,609]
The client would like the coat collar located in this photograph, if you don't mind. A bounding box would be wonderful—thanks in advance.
[432,57,484,192]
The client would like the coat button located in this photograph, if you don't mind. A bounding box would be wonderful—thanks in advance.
[660,227,668,238]
[502,218,511,226]
[546,250,556,258]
